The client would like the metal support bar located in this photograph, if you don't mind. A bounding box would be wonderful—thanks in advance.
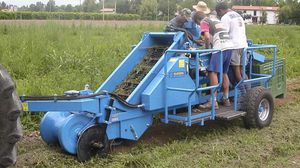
[233,44,277,111]
[25,99,100,114]
[167,87,194,92]
[196,85,219,91]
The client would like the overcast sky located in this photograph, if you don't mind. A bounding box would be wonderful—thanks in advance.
[3,0,81,7]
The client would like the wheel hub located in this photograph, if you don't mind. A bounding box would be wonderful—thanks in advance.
[258,98,270,121]
[77,125,108,162]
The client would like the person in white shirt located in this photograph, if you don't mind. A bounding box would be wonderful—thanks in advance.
[215,2,248,82]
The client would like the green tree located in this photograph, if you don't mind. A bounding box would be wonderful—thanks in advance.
[46,0,56,12]
[35,2,45,11]
[0,1,7,9]
[129,0,142,13]
[139,0,158,20]
[116,0,130,13]
[29,4,36,11]
[65,4,74,12]
[278,0,300,24]
[157,0,177,20]
[83,0,97,12]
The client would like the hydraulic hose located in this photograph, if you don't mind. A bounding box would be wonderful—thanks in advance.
[20,92,144,109]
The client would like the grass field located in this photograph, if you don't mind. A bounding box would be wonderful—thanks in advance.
[0,21,299,167]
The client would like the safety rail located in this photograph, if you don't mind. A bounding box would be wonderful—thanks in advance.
[163,48,223,126]
[233,44,277,111]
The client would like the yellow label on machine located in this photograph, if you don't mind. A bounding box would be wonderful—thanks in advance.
[22,103,28,111]
[179,59,185,68]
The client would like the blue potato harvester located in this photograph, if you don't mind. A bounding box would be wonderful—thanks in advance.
[21,32,278,161]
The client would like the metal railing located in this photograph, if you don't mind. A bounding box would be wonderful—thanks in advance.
[233,44,277,111]
[163,48,223,126]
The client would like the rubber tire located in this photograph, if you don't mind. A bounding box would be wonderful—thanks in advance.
[243,86,274,129]
[0,65,23,168]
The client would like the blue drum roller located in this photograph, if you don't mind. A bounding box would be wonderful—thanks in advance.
[40,112,93,155]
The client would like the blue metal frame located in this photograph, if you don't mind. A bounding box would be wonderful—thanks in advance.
[233,45,277,111]
[162,49,223,126]
[22,32,278,156]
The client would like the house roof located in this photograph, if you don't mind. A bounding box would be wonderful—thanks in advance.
[232,5,279,11]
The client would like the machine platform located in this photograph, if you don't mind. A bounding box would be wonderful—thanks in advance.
[167,105,246,125]
[215,106,246,120]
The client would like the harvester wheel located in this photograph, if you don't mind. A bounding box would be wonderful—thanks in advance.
[243,86,274,129]
[77,125,109,162]
[0,65,23,168]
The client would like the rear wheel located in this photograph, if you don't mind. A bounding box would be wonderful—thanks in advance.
[0,65,23,168]
[243,86,274,128]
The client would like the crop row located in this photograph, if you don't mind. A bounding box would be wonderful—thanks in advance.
[0,11,140,20]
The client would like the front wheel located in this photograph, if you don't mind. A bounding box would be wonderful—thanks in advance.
[243,86,274,129]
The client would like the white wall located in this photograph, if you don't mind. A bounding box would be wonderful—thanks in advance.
[266,11,277,24]
[242,10,277,24]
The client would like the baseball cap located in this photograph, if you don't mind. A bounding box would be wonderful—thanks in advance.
[179,8,192,19]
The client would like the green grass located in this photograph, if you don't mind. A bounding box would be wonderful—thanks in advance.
[0,24,298,98]
[0,24,299,97]
[0,22,163,130]
[0,23,299,167]
[246,25,300,78]
[0,23,162,96]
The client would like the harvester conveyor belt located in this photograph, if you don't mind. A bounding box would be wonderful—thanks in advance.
[113,46,167,100]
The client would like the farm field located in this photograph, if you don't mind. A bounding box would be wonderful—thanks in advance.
[0,22,299,167]
[0,20,165,27]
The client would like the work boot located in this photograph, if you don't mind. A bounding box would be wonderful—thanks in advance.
[220,97,231,107]
[199,101,219,110]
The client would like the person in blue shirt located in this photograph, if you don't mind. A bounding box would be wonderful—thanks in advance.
[165,8,202,46]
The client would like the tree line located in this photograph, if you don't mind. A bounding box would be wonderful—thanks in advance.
[0,0,299,24]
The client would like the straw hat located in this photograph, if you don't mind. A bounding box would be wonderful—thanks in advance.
[193,1,211,14]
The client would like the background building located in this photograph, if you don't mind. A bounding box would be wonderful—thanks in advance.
[232,5,279,24]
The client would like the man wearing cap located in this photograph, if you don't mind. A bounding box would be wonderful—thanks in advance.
[215,2,248,83]
[165,8,201,45]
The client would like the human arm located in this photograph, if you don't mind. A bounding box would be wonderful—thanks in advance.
[202,32,211,49]
[200,20,211,49]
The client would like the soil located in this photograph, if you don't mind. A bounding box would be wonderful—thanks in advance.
[14,77,300,166]
[290,154,300,167]
[274,77,300,106]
